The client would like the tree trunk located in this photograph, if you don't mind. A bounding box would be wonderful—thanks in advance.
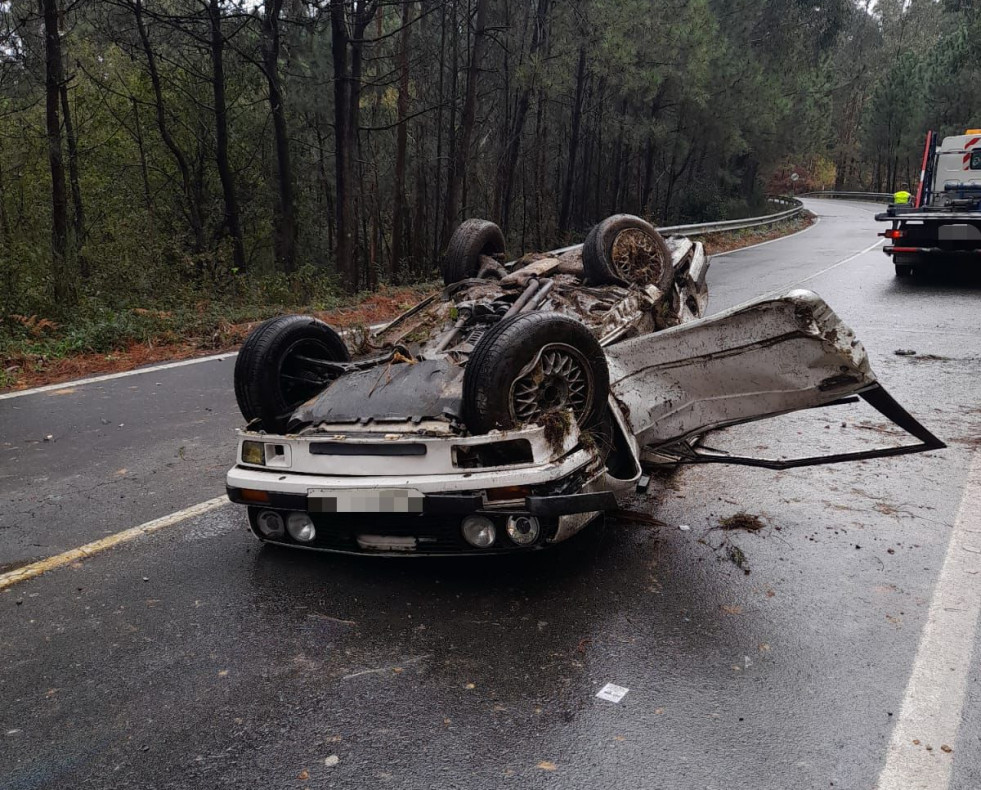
[330,5,355,290]
[43,0,72,308]
[0,137,11,251]
[209,0,246,274]
[262,0,297,273]
[442,0,490,246]
[59,80,85,278]
[558,43,587,234]
[494,0,549,234]
[431,0,447,261]
[331,2,376,292]
[132,0,204,254]
[389,0,412,281]
[131,96,154,231]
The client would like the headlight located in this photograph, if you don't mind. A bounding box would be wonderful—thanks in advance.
[256,510,285,538]
[286,512,316,542]
[506,515,540,546]
[241,440,265,465]
[461,515,496,548]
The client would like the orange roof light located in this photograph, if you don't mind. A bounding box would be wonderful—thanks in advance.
[967,129,981,134]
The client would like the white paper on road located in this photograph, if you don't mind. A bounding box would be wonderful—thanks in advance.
[596,683,629,703]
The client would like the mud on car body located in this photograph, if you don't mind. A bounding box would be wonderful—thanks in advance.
[226,215,944,556]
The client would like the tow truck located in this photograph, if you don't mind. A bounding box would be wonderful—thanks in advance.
[876,129,981,276]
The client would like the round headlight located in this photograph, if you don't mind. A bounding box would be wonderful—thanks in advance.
[506,515,540,546]
[286,512,316,542]
[461,515,496,548]
[256,510,285,538]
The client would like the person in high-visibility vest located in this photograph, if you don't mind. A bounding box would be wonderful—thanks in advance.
[893,184,912,205]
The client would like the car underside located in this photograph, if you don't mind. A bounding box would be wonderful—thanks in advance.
[225,215,944,556]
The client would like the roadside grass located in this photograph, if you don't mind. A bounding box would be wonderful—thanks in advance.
[0,283,435,391]
[696,213,814,255]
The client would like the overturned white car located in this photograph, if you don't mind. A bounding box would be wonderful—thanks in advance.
[226,215,943,555]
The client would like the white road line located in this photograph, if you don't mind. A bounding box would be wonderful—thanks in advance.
[756,238,884,302]
[792,238,884,287]
[0,320,394,402]
[710,215,821,257]
[876,452,981,790]
[0,496,229,591]
[0,352,238,401]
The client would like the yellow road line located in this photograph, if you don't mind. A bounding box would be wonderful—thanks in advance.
[0,496,229,591]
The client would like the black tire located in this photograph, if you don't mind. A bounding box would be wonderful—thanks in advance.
[442,219,506,285]
[463,312,609,435]
[234,315,349,432]
[895,264,914,277]
[582,214,673,290]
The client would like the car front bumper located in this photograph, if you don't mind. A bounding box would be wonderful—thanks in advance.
[226,464,617,556]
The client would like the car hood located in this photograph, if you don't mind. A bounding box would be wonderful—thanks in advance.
[288,358,464,432]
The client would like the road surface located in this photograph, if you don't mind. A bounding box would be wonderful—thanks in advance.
[2,198,980,790]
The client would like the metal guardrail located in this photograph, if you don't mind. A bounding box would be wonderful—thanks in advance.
[660,196,803,236]
[548,197,805,257]
[800,190,893,201]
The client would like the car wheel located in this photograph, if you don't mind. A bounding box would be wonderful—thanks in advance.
[463,312,609,435]
[442,219,506,285]
[234,315,349,432]
[582,214,673,291]
[894,263,914,277]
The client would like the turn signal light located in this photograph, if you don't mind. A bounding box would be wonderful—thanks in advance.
[885,229,905,239]
[485,486,531,502]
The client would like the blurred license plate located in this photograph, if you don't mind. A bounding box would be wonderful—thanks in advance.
[308,488,424,514]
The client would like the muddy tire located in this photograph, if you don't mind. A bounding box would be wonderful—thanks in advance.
[582,214,673,290]
[463,312,608,435]
[442,219,506,285]
[234,315,349,432]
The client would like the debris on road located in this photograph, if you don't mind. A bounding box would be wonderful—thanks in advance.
[719,512,765,532]
[727,545,750,573]
[894,349,917,356]
[610,509,667,527]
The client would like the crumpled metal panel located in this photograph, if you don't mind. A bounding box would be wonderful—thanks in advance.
[605,289,875,449]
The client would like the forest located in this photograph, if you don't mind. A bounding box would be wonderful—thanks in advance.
[0,0,979,333]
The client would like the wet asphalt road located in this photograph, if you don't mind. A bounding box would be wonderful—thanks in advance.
[2,199,980,789]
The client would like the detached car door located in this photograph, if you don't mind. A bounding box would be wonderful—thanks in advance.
[605,289,944,470]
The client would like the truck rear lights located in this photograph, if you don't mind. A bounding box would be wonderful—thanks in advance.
[885,229,905,239]
[890,247,921,253]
